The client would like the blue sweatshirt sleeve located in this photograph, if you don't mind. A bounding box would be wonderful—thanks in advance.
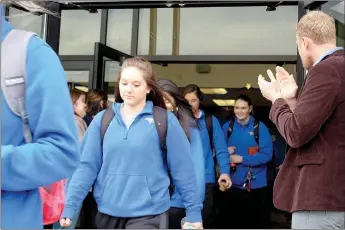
[62,112,104,219]
[190,126,205,203]
[166,114,202,223]
[242,122,273,167]
[1,36,79,191]
[212,116,230,175]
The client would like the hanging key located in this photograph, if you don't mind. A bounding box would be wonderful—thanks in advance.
[243,170,252,192]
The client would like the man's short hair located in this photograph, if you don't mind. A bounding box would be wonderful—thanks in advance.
[296,10,336,45]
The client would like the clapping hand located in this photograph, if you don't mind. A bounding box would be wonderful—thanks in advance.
[258,66,298,103]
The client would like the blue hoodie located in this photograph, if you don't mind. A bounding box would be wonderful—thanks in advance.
[171,125,205,208]
[222,116,273,189]
[1,12,80,229]
[198,111,230,183]
[62,101,203,223]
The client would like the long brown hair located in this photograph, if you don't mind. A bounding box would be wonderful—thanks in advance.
[158,79,198,141]
[86,89,108,116]
[70,89,84,105]
[114,57,166,109]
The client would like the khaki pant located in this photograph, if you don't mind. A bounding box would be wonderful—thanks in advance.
[292,211,345,229]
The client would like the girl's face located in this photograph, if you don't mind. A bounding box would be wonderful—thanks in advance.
[234,99,252,122]
[74,94,86,118]
[119,67,150,107]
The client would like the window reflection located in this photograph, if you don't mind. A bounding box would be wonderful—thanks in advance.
[179,6,298,55]
[321,1,344,47]
[138,8,173,55]
[65,71,89,92]
[8,7,43,36]
[107,9,133,54]
[59,10,101,55]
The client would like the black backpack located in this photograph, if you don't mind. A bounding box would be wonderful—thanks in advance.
[100,106,175,196]
[226,117,260,145]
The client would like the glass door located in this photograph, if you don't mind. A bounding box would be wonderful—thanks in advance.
[91,42,132,103]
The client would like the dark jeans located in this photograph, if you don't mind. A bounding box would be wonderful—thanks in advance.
[217,186,268,229]
[94,211,168,229]
[202,183,217,229]
[79,192,98,229]
[169,207,185,229]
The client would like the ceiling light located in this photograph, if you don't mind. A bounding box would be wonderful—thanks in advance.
[213,99,235,106]
[108,95,115,102]
[75,86,88,92]
[200,88,227,95]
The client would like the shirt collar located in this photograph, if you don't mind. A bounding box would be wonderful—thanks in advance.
[313,47,344,66]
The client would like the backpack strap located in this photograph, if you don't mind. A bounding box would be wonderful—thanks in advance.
[227,117,235,141]
[101,108,115,144]
[1,29,36,143]
[153,106,168,155]
[253,119,260,145]
[153,106,174,196]
[205,113,213,150]
[227,117,260,145]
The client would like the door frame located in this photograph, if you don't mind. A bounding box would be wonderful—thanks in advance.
[90,42,132,90]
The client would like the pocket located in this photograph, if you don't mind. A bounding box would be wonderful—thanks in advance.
[100,174,153,211]
[294,154,324,167]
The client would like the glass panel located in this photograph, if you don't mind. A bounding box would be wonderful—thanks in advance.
[138,9,150,55]
[8,7,43,36]
[138,8,173,55]
[104,61,121,102]
[107,9,133,54]
[65,71,89,92]
[321,1,345,48]
[153,63,296,88]
[59,10,102,55]
[179,6,298,55]
[156,8,173,55]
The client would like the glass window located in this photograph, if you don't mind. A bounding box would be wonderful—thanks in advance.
[107,9,133,54]
[8,7,43,36]
[104,61,121,102]
[321,1,344,47]
[65,71,89,92]
[138,8,173,55]
[179,6,298,55]
[59,10,102,55]
[153,63,296,88]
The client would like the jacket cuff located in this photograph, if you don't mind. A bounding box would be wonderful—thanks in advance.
[219,165,230,175]
[269,98,286,122]
[61,206,76,219]
[185,209,202,223]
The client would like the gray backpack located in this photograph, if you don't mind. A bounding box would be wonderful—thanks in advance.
[1,29,36,143]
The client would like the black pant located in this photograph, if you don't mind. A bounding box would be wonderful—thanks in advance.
[217,186,268,229]
[169,207,185,229]
[79,192,98,229]
[94,211,168,229]
[202,183,216,229]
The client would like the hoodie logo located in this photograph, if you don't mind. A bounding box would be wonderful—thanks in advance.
[249,132,254,136]
[145,117,154,125]
[5,76,24,86]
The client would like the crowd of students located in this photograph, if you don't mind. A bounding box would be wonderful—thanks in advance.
[2,2,344,229]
